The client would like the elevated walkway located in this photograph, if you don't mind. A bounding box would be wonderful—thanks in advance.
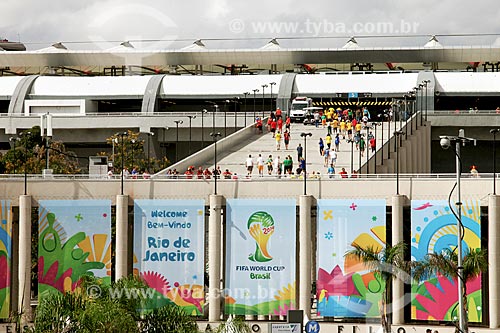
[161,112,430,177]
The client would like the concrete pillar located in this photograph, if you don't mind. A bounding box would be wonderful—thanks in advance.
[18,195,32,324]
[209,194,223,322]
[489,195,500,328]
[299,195,312,317]
[392,195,405,325]
[115,195,129,281]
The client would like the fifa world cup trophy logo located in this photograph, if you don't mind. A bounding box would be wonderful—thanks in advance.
[247,211,275,262]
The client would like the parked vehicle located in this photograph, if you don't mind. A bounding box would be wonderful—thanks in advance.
[290,97,313,122]
[302,107,324,125]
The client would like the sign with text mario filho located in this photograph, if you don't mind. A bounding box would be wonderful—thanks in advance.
[134,199,205,315]
[225,199,296,315]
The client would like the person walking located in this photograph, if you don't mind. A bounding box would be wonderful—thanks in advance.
[318,137,324,156]
[297,143,303,160]
[275,131,282,150]
[245,154,254,176]
[334,133,340,151]
[283,130,291,150]
[266,154,273,175]
[325,133,332,149]
[257,153,264,177]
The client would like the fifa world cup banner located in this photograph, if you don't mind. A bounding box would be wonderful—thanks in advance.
[134,200,205,315]
[316,199,386,318]
[225,199,296,315]
[0,201,12,318]
[411,200,482,322]
[38,200,111,299]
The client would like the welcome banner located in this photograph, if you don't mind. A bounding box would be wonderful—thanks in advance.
[411,199,482,322]
[225,199,296,315]
[0,201,12,318]
[38,200,111,299]
[134,199,205,315]
[316,199,386,318]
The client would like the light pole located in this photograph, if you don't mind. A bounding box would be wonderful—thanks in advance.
[202,109,208,147]
[163,127,169,167]
[19,131,31,195]
[223,100,229,137]
[252,89,259,121]
[261,84,268,117]
[118,131,128,195]
[9,136,20,174]
[491,129,500,194]
[174,120,183,162]
[243,92,250,127]
[365,125,371,175]
[187,115,196,155]
[300,133,312,195]
[233,97,240,133]
[347,138,354,173]
[372,122,381,174]
[423,80,431,122]
[439,129,476,333]
[210,132,222,195]
[394,130,405,195]
[146,132,154,172]
[269,82,276,111]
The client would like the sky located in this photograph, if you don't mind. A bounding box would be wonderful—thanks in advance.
[2,0,500,50]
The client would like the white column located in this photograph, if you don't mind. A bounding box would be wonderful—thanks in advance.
[209,194,223,322]
[115,195,129,281]
[18,195,32,324]
[299,195,312,317]
[392,195,405,325]
[489,195,500,328]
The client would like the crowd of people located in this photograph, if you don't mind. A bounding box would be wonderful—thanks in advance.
[164,106,387,179]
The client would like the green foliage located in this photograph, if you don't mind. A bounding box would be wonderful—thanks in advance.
[3,126,80,174]
[140,303,199,333]
[101,130,169,174]
[30,275,198,333]
[214,316,251,333]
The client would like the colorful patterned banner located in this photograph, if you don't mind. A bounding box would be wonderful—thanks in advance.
[134,200,205,315]
[411,200,482,322]
[0,201,12,318]
[225,199,296,315]
[38,200,111,299]
[316,199,386,318]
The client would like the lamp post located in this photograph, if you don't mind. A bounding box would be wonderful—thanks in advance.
[202,109,208,147]
[358,133,363,175]
[300,133,312,195]
[146,132,154,172]
[252,89,259,121]
[19,131,31,195]
[243,92,250,127]
[187,115,196,155]
[491,129,500,194]
[372,122,381,174]
[439,129,476,333]
[233,97,240,133]
[261,84,268,117]
[423,80,431,122]
[131,139,136,168]
[347,138,354,173]
[210,132,222,195]
[174,120,183,162]
[269,82,276,111]
[223,100,229,137]
[118,131,128,195]
[394,130,405,194]
[365,125,372,175]
[163,127,169,167]
[9,136,20,174]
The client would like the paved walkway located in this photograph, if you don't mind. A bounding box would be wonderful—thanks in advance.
[208,120,402,178]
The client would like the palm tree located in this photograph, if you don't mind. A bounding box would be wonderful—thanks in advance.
[413,248,487,332]
[345,241,410,333]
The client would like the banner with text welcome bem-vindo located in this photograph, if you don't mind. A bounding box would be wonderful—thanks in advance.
[225,199,296,315]
[134,199,205,315]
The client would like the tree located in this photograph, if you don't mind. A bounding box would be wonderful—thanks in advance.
[345,242,411,333]
[3,126,80,174]
[413,248,487,332]
[101,130,169,174]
